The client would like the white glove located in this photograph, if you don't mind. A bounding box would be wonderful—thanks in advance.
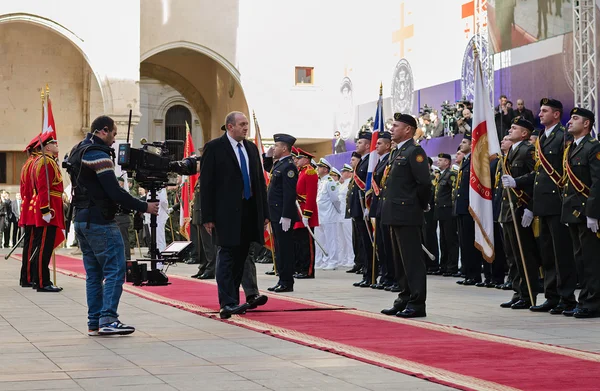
[501,175,516,188]
[168,207,173,214]
[42,214,52,223]
[521,209,533,228]
[302,216,309,228]
[266,146,274,158]
[424,204,431,212]
[364,208,369,218]
[280,217,291,232]
[587,217,599,233]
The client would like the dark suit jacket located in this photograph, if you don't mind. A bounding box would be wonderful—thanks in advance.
[348,155,369,219]
[492,157,503,222]
[434,168,457,221]
[499,141,535,223]
[453,154,471,216]
[334,138,347,154]
[369,153,390,219]
[381,140,431,226]
[561,135,600,224]
[516,123,571,216]
[200,133,269,247]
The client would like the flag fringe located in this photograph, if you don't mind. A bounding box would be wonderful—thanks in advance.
[468,205,495,263]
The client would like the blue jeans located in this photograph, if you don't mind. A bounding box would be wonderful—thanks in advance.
[75,221,126,329]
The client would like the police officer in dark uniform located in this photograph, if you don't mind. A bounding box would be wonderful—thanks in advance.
[561,107,600,318]
[499,117,541,309]
[433,153,459,276]
[263,134,298,293]
[348,131,374,287]
[508,98,576,314]
[369,131,394,289]
[454,132,484,285]
[381,113,432,318]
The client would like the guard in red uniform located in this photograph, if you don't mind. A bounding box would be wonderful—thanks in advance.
[292,147,319,279]
[19,141,41,287]
[31,135,64,292]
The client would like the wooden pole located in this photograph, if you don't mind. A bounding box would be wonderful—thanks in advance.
[371,218,377,285]
[268,222,277,274]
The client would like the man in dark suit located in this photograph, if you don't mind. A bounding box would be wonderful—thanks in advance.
[561,107,600,318]
[200,112,270,319]
[511,99,576,314]
[515,99,535,125]
[369,131,393,288]
[381,113,432,318]
[433,153,459,276]
[454,133,484,285]
[334,131,347,154]
[263,134,298,292]
[500,117,541,309]
[349,131,374,287]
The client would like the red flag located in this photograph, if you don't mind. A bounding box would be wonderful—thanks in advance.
[27,91,58,148]
[179,122,197,240]
[253,112,273,251]
[469,52,500,262]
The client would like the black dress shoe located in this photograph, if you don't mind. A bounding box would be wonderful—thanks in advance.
[246,294,268,309]
[529,300,557,312]
[500,298,519,308]
[374,283,386,290]
[381,302,407,315]
[190,273,202,278]
[390,284,402,292]
[346,266,361,273]
[273,285,293,293]
[356,269,364,274]
[464,279,478,286]
[267,284,280,292]
[219,303,249,319]
[396,308,426,318]
[20,283,33,288]
[475,281,486,287]
[511,299,533,309]
[37,285,63,292]
[384,285,393,291]
[485,281,497,288]
[431,270,444,275]
[501,282,513,290]
[353,280,366,287]
[358,281,371,288]
[442,272,454,277]
[574,308,597,318]
[198,272,215,280]
[563,308,577,317]
[550,304,575,315]
[295,273,314,279]
[265,270,276,276]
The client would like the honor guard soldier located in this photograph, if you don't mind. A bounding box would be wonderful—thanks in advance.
[264,134,298,292]
[19,140,41,287]
[348,131,374,287]
[369,131,394,288]
[433,153,460,277]
[454,132,484,284]
[292,147,319,279]
[31,135,64,292]
[500,117,541,309]
[507,99,576,314]
[381,113,432,318]
[424,157,440,273]
[561,107,600,318]
[346,152,366,274]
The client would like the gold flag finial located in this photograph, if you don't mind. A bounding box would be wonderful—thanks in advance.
[40,87,45,101]
[252,110,256,119]
[379,82,383,95]
[45,83,49,94]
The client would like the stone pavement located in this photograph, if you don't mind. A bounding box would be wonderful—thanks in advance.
[2,247,600,391]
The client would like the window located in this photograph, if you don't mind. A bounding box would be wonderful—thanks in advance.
[165,105,192,160]
[295,66,314,85]
[0,153,6,184]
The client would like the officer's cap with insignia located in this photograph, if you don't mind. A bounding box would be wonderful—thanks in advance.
[463,131,472,141]
[295,147,315,159]
[351,151,361,159]
[273,133,296,148]
[341,163,353,172]
[570,107,595,126]
[317,157,331,170]
[512,116,534,132]
[356,131,372,141]
[540,98,563,111]
[291,146,299,158]
[393,112,418,129]
[330,167,341,177]
[438,153,452,160]
[377,131,392,140]
[531,129,540,137]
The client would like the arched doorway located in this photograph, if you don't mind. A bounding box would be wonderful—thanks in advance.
[165,104,192,159]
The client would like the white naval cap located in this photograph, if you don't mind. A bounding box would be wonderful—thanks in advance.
[317,158,332,170]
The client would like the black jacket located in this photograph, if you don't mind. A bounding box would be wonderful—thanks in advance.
[499,141,535,223]
[263,155,298,224]
[348,154,369,219]
[200,133,269,247]
[453,154,471,216]
[369,153,390,219]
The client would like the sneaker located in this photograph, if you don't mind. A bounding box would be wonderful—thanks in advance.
[98,321,135,336]
[88,329,99,336]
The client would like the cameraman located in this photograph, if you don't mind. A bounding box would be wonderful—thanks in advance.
[456,109,473,134]
[68,115,159,336]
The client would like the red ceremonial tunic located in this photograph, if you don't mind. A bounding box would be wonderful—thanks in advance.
[294,164,319,229]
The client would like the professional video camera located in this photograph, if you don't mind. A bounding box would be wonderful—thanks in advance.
[117,111,199,286]
[419,104,433,117]
[440,100,459,135]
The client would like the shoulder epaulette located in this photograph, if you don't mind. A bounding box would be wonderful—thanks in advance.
[306,168,316,176]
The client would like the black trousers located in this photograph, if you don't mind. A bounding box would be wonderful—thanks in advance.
[390,225,427,311]
[503,219,540,301]
[482,223,506,284]
[115,214,131,260]
[31,225,57,287]
[19,225,36,285]
[423,210,439,271]
[569,224,600,312]
[4,217,17,247]
[293,227,315,276]
[351,219,365,269]
[215,198,256,307]
[438,218,459,274]
[539,215,577,305]
[355,217,375,282]
[377,220,395,285]
[271,222,295,287]
[458,214,483,282]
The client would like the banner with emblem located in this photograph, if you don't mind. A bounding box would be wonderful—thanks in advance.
[469,51,500,262]
[179,121,197,240]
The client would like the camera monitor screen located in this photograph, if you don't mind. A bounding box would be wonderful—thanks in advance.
[487,0,573,53]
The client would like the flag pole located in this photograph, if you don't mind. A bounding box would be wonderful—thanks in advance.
[268,222,277,274]
[371,218,377,285]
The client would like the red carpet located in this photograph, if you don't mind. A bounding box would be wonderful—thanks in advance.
[29,254,600,391]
